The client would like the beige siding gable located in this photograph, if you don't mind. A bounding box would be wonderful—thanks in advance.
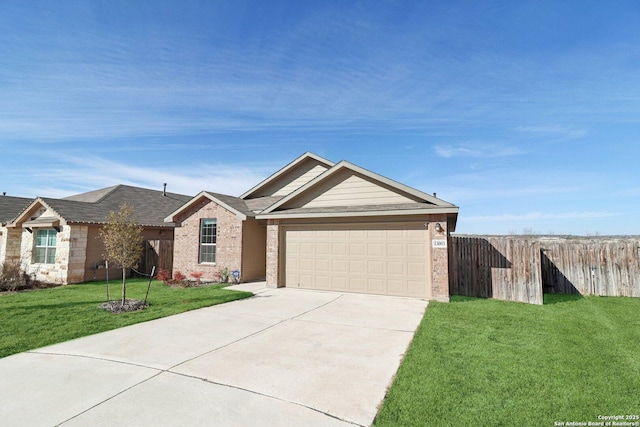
[273,164,329,197]
[247,160,330,198]
[282,170,421,209]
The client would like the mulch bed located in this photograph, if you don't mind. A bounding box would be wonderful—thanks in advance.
[99,299,148,313]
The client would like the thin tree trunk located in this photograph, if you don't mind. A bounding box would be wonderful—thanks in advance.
[121,267,127,307]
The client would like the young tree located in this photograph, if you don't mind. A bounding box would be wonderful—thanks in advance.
[100,203,144,307]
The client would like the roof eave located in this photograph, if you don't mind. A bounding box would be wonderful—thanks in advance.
[256,207,459,220]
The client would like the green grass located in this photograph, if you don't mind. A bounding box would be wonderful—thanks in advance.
[0,279,252,358]
[375,294,640,426]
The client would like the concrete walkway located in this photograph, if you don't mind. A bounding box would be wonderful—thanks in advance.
[0,284,428,427]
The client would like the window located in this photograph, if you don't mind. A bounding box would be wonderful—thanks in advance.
[199,218,217,263]
[34,229,57,264]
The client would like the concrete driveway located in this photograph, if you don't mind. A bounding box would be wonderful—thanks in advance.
[0,284,427,427]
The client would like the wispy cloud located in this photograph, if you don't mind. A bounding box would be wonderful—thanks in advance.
[18,155,273,198]
[434,143,527,158]
[465,211,620,223]
[515,125,588,140]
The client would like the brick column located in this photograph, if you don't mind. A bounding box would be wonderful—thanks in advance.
[265,219,281,288]
[430,215,450,302]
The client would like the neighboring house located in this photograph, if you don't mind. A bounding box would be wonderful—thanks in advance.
[0,195,35,270]
[6,185,191,284]
[167,152,459,301]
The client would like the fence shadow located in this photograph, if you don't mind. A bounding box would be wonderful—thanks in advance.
[540,249,580,295]
[449,237,512,299]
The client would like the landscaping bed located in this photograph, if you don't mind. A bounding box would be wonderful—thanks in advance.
[375,294,640,426]
[0,278,252,358]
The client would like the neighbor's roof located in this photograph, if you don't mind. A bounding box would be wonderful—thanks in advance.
[0,195,34,225]
[12,185,192,227]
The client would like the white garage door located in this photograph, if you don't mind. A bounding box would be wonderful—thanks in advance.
[284,223,430,298]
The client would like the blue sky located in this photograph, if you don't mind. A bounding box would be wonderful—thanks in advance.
[1,1,639,235]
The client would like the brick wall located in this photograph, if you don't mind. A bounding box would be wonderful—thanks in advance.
[265,219,280,287]
[429,214,450,302]
[173,198,243,282]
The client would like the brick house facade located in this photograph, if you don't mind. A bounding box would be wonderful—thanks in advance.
[167,153,459,301]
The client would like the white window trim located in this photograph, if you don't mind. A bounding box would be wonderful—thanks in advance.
[199,218,217,264]
[33,228,57,264]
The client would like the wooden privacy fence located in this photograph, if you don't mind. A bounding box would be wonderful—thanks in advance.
[449,235,640,304]
[449,236,543,304]
[139,240,174,276]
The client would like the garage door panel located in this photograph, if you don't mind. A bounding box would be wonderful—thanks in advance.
[367,278,386,293]
[387,229,404,239]
[408,243,426,257]
[299,242,315,255]
[407,280,426,296]
[285,224,430,298]
[367,230,385,239]
[349,243,365,256]
[407,262,426,276]
[350,277,366,291]
[387,279,406,295]
[350,230,366,239]
[387,261,406,276]
[367,242,385,256]
[298,274,314,286]
[332,242,347,255]
[367,260,385,275]
[331,276,348,291]
[299,258,315,271]
[332,259,348,273]
[387,243,405,257]
[349,260,366,274]
[316,242,331,254]
[315,275,331,289]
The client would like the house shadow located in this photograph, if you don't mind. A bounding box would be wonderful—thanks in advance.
[540,249,583,304]
[449,237,512,299]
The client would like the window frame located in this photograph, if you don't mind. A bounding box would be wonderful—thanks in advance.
[33,228,58,264]
[199,218,217,264]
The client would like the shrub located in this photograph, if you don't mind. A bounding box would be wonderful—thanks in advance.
[156,268,172,283]
[173,271,186,283]
[0,262,33,292]
[218,267,230,283]
[190,271,204,285]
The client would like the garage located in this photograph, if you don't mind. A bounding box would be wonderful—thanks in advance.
[284,222,431,298]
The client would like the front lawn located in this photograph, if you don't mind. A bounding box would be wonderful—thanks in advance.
[0,279,252,358]
[375,294,640,426]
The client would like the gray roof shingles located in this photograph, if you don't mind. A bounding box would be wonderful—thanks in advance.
[43,185,192,227]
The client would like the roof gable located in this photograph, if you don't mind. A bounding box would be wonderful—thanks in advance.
[260,161,456,215]
[9,198,64,227]
[241,152,335,199]
[0,196,33,225]
[279,169,420,210]
[164,191,253,223]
